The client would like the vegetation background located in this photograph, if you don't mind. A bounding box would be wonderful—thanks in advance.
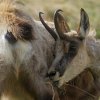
[22,0,100,38]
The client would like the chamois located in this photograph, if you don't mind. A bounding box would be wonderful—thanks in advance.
[40,8,100,100]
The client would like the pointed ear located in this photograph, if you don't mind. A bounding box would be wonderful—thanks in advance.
[54,9,70,39]
[78,8,90,40]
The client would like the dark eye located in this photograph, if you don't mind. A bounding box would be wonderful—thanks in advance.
[68,40,79,57]
[19,23,33,40]
[5,31,17,44]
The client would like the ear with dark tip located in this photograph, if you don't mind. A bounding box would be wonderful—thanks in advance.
[78,8,90,40]
[39,12,58,41]
[54,9,70,40]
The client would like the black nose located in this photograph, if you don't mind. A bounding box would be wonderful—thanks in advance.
[46,71,56,78]
[5,31,17,44]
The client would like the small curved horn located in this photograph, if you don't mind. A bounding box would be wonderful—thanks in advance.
[39,12,58,41]
[54,9,70,40]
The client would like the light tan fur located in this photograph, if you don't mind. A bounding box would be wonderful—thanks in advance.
[0,0,56,100]
[44,9,100,100]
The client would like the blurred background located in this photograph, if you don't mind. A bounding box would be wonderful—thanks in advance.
[22,0,100,38]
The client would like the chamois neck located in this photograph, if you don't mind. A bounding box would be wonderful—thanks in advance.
[86,37,100,63]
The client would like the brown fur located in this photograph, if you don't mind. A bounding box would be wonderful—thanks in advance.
[0,0,57,100]
[57,68,99,100]
[42,9,100,100]
[0,10,34,41]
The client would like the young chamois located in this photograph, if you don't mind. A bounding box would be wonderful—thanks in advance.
[40,8,100,100]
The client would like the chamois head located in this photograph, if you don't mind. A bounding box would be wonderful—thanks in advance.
[0,1,55,100]
[0,0,35,69]
[0,0,34,45]
[40,8,90,81]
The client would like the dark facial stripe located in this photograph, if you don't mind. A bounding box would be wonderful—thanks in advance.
[18,23,33,40]
[55,40,80,76]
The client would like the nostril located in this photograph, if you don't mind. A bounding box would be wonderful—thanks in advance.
[47,71,56,77]
[5,31,17,44]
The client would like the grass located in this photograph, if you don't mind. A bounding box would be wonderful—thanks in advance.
[22,0,100,38]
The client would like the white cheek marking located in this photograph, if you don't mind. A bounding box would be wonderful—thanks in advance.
[14,40,33,63]
[0,32,33,78]
[0,35,14,64]
[13,40,33,78]
[59,47,91,86]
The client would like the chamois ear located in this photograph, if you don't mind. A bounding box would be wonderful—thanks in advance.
[78,8,90,40]
[54,9,70,40]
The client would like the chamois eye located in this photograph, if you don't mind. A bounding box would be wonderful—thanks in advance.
[5,31,17,44]
[70,41,77,49]
[19,23,33,40]
[68,41,79,57]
